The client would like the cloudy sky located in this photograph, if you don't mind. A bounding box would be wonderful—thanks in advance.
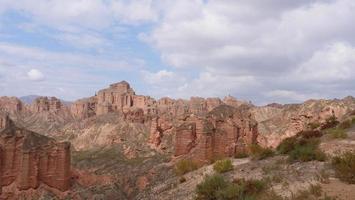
[0,0,354,105]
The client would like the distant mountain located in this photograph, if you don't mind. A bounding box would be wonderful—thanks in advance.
[19,95,72,105]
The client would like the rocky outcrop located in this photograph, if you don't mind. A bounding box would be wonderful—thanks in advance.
[0,97,23,113]
[0,113,71,194]
[30,97,64,113]
[123,108,145,123]
[253,97,355,148]
[175,105,258,164]
[70,97,97,119]
[223,95,251,108]
[96,81,136,115]
[149,116,173,150]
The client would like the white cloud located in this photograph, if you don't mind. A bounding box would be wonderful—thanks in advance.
[142,70,175,84]
[265,90,311,102]
[142,69,258,100]
[2,0,160,31]
[147,0,355,74]
[175,72,258,99]
[0,42,146,100]
[112,0,158,24]
[1,0,355,104]
[0,42,142,70]
[27,69,45,81]
[296,42,355,82]
[140,0,355,103]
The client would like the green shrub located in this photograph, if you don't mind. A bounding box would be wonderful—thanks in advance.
[175,159,198,175]
[179,176,187,183]
[309,184,322,197]
[332,151,355,184]
[277,137,326,162]
[233,179,267,195]
[338,119,352,129]
[234,151,249,158]
[288,145,326,162]
[308,122,320,130]
[195,175,267,200]
[327,128,348,139]
[277,136,298,154]
[213,159,234,173]
[320,115,339,130]
[195,174,229,200]
[287,138,326,162]
[249,144,274,160]
[321,115,339,129]
[297,130,323,139]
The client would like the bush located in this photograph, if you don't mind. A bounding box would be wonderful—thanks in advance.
[320,116,339,130]
[195,175,267,200]
[175,159,198,175]
[332,151,355,184]
[277,136,298,154]
[277,137,327,162]
[234,151,249,158]
[213,159,233,173]
[233,179,267,195]
[338,119,352,129]
[297,130,323,139]
[249,144,274,160]
[288,145,326,162]
[195,174,229,200]
[308,122,321,130]
[327,128,348,139]
[179,176,187,183]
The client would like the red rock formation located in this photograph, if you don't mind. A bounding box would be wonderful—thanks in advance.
[0,97,23,113]
[175,105,258,164]
[149,116,173,149]
[223,95,251,108]
[70,97,97,119]
[30,97,64,113]
[69,81,249,121]
[253,98,355,148]
[123,108,145,123]
[175,122,197,156]
[96,81,136,115]
[0,114,71,193]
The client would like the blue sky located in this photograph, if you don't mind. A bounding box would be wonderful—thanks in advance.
[0,0,354,105]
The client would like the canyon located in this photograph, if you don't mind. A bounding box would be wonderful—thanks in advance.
[0,81,354,199]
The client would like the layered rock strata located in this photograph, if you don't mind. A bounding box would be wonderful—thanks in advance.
[0,97,23,113]
[0,113,71,193]
[70,81,249,119]
[30,97,63,113]
[175,105,258,164]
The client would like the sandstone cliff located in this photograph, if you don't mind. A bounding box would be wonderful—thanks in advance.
[175,105,258,164]
[70,81,249,120]
[0,113,71,196]
[0,97,23,114]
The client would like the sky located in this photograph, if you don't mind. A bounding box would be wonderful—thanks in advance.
[0,0,354,105]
